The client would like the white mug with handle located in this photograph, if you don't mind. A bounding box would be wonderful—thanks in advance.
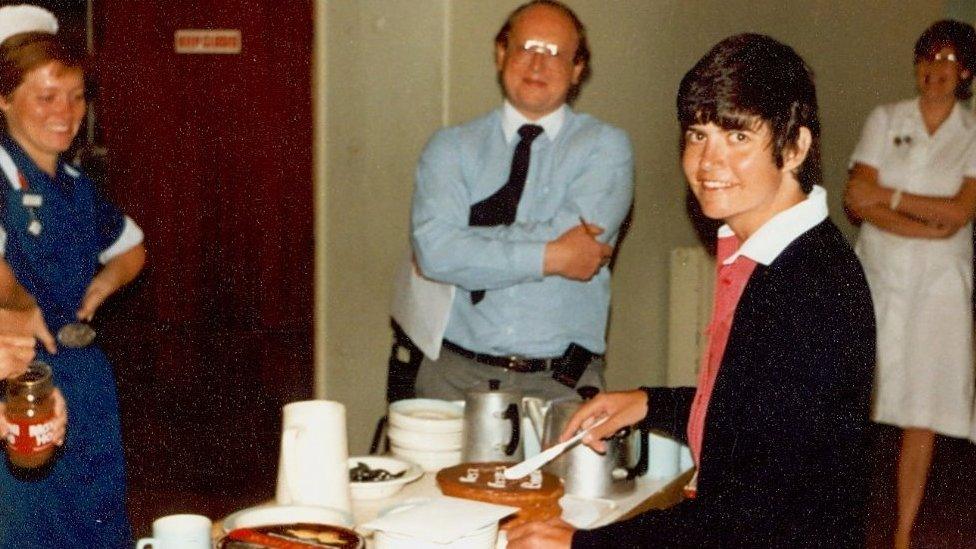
[275,400,351,513]
[136,513,212,549]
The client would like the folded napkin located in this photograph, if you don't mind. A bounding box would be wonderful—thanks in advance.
[361,496,517,544]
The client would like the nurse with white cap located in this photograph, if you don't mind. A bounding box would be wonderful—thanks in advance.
[0,4,145,548]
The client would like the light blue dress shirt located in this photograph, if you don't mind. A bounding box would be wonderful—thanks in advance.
[411,103,633,357]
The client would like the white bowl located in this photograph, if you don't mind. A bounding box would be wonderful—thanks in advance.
[348,456,423,500]
[390,445,462,472]
[389,399,464,433]
[387,425,463,451]
[222,504,353,532]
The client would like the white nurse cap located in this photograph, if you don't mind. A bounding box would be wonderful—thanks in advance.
[0,5,58,47]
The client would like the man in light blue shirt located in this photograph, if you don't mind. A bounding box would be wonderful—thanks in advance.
[411,0,633,401]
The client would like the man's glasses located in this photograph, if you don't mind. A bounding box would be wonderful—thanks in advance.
[923,51,958,64]
[511,39,569,66]
[522,39,558,57]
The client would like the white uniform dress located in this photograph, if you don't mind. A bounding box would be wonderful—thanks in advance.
[851,98,976,439]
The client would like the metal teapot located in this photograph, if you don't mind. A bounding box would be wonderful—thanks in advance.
[542,386,648,498]
[462,379,523,463]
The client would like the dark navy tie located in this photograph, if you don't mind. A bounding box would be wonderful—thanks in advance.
[469,124,544,304]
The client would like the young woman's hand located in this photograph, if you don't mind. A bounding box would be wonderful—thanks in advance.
[558,389,648,453]
[506,517,575,549]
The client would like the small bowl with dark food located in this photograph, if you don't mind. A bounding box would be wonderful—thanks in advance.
[348,456,422,500]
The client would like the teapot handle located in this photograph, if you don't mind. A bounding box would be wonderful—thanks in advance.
[625,426,650,480]
[502,403,521,456]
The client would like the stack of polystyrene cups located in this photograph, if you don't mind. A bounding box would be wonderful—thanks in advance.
[387,399,464,472]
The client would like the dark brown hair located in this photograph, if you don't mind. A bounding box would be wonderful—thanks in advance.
[678,33,821,194]
[914,20,976,100]
[0,32,87,97]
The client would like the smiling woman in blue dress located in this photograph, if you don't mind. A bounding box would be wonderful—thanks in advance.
[0,5,145,548]
[844,20,976,549]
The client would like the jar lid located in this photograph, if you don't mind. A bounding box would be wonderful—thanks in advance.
[11,360,53,394]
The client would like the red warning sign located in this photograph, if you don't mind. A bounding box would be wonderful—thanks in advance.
[175,29,242,54]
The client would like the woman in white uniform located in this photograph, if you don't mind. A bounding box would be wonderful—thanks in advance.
[844,20,976,549]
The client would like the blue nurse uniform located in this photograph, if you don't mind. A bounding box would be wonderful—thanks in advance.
[0,135,140,548]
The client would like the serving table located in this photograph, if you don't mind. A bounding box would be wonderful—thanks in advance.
[215,467,693,544]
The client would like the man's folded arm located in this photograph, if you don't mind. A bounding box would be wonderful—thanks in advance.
[412,126,633,290]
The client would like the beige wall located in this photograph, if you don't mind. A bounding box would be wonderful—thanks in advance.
[317,0,947,453]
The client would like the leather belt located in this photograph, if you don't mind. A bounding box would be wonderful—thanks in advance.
[441,339,596,374]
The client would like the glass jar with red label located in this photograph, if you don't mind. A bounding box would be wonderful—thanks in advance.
[4,361,56,469]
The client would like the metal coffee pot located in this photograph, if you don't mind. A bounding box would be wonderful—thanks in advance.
[542,387,648,498]
[462,379,523,463]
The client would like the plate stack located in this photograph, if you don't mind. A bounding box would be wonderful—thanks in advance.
[388,399,463,472]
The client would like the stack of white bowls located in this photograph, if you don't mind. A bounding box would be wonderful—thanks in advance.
[387,399,464,472]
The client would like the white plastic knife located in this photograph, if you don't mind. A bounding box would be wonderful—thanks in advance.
[503,416,609,480]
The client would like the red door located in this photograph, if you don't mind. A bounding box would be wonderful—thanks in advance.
[91,1,314,492]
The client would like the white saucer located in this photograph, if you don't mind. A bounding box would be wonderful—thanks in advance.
[222,503,353,533]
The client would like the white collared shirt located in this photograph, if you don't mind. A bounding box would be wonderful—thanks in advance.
[720,185,829,266]
[501,101,566,143]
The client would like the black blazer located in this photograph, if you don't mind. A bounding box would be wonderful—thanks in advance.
[574,220,876,548]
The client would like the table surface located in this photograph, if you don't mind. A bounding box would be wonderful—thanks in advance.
[216,467,693,545]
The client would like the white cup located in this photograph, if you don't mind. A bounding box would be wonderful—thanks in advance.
[679,443,694,472]
[647,432,681,479]
[136,514,212,549]
[275,400,351,513]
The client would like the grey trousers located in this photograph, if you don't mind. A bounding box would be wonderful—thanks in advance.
[416,346,606,402]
